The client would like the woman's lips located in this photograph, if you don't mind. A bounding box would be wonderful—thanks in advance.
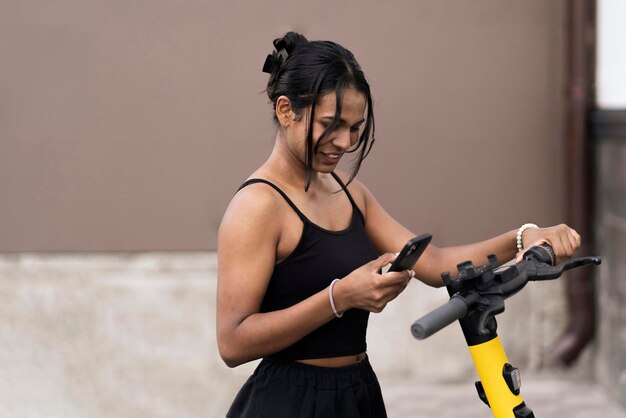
[320,152,343,164]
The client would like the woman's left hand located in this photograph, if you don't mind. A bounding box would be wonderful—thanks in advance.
[519,224,582,263]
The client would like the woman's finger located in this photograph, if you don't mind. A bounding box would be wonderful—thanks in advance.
[568,227,581,253]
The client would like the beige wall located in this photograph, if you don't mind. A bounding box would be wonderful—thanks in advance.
[1,1,565,252]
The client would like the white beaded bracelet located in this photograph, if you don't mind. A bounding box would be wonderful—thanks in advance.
[329,278,343,318]
[516,223,538,252]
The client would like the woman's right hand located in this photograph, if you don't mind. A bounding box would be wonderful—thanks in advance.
[333,253,414,314]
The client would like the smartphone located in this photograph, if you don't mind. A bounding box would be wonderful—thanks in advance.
[388,233,432,272]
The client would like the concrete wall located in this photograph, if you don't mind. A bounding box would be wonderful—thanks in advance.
[595,137,626,408]
[0,253,575,417]
[595,1,626,407]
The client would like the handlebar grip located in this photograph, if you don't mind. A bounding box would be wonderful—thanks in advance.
[523,243,556,266]
[411,296,469,340]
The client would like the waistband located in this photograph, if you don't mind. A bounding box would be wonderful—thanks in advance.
[254,355,377,389]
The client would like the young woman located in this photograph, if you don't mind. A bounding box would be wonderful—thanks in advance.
[216,32,581,418]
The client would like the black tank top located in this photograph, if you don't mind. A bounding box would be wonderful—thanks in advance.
[238,172,379,360]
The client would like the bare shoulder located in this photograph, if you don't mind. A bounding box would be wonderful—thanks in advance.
[218,182,283,247]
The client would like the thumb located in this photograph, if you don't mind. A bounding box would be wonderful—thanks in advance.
[525,238,549,251]
[370,253,397,271]
[516,239,549,261]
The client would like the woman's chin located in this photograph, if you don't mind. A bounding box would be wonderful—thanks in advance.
[313,162,338,173]
[315,155,342,171]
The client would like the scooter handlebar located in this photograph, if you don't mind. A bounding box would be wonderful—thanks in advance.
[411,295,470,340]
[411,244,601,340]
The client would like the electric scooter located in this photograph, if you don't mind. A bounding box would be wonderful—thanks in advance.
[411,244,601,418]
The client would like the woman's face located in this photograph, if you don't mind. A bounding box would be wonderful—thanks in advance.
[288,86,367,173]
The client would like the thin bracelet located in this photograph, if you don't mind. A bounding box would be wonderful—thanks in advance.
[329,279,343,318]
[516,223,538,252]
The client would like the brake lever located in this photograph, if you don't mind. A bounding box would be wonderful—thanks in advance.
[526,256,602,281]
[475,294,504,336]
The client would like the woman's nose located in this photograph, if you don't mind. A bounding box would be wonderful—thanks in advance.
[333,128,352,150]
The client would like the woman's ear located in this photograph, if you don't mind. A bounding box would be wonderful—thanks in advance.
[275,95,295,128]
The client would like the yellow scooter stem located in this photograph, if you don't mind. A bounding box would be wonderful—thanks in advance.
[468,335,533,418]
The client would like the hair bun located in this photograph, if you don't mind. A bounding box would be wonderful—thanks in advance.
[263,32,308,75]
[274,31,308,55]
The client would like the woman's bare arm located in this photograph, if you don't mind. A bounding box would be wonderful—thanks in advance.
[347,178,580,287]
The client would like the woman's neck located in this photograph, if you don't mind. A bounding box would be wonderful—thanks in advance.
[264,137,322,190]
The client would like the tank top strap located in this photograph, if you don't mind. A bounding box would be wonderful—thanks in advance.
[330,172,359,211]
[238,178,308,222]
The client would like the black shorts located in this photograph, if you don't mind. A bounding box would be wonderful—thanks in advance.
[226,356,387,418]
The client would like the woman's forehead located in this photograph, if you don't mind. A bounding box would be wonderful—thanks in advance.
[316,87,366,120]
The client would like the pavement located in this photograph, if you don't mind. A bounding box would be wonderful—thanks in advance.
[380,376,626,418]
[216,373,626,417]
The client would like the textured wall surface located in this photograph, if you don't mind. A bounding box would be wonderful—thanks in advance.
[0,253,574,417]
[595,139,626,408]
